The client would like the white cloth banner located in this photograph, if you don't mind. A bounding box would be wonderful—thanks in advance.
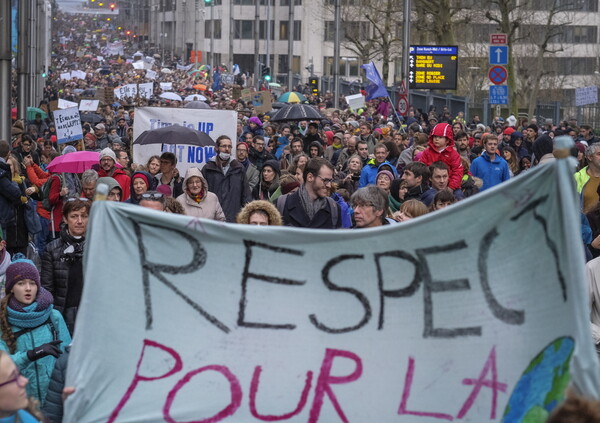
[146,69,157,80]
[79,99,99,112]
[132,107,236,171]
[114,84,138,100]
[65,159,600,422]
[160,82,173,91]
[138,82,154,100]
[176,63,193,71]
[53,107,83,144]
[58,98,79,109]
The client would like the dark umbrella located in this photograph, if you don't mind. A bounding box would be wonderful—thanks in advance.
[270,104,324,122]
[80,113,103,124]
[133,125,215,146]
[184,101,211,109]
[271,102,287,110]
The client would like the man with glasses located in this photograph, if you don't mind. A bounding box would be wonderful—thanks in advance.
[202,135,252,222]
[11,136,40,170]
[351,186,390,228]
[236,142,259,191]
[116,150,131,176]
[248,135,274,171]
[97,148,131,201]
[278,158,341,229]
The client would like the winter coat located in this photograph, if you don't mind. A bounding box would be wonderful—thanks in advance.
[248,148,274,172]
[0,309,71,404]
[418,123,463,190]
[279,189,342,229]
[0,410,42,422]
[470,152,511,191]
[25,163,51,220]
[359,160,397,188]
[41,228,85,323]
[127,171,157,205]
[98,167,131,201]
[41,346,70,423]
[0,160,22,229]
[154,172,184,198]
[421,187,465,207]
[176,168,226,221]
[202,158,252,222]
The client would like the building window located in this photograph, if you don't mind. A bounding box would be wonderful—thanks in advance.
[233,0,254,4]
[204,20,222,39]
[324,21,369,42]
[278,55,301,73]
[259,20,276,39]
[323,56,361,77]
[279,21,301,41]
[234,20,254,39]
[281,0,301,5]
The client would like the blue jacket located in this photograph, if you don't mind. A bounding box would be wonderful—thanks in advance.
[359,160,397,188]
[470,151,510,191]
[0,309,71,404]
[0,410,41,422]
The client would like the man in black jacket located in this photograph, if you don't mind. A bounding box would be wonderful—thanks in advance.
[41,198,90,335]
[202,135,252,222]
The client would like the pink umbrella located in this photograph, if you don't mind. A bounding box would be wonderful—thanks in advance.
[47,151,100,173]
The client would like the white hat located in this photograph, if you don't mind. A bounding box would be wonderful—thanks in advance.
[99,147,116,162]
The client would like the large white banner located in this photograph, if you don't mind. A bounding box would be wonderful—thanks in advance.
[53,107,83,144]
[132,107,237,172]
[65,159,600,422]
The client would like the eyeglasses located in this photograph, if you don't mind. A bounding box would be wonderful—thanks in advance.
[21,143,31,147]
[141,192,164,201]
[0,369,25,388]
[66,197,90,202]
[317,175,334,185]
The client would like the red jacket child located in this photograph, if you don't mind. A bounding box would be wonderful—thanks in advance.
[418,123,464,190]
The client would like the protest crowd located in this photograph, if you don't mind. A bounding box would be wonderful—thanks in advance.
[3,8,600,423]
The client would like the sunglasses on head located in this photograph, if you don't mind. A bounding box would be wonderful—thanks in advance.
[66,197,90,202]
[141,192,164,201]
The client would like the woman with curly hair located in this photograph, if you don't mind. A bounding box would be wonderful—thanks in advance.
[0,350,45,421]
[236,200,283,226]
[0,259,70,405]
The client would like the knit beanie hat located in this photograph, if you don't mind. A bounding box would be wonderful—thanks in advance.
[100,147,117,162]
[133,172,150,188]
[377,170,395,183]
[281,180,300,195]
[5,259,40,295]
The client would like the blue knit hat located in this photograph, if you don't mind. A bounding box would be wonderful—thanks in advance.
[5,259,40,294]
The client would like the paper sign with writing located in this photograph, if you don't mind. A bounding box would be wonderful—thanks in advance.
[64,159,600,422]
[58,99,79,109]
[138,83,154,100]
[146,69,157,80]
[160,82,173,91]
[79,99,100,112]
[53,107,83,144]
[60,72,72,81]
[346,93,366,110]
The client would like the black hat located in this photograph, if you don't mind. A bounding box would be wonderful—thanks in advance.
[263,159,281,176]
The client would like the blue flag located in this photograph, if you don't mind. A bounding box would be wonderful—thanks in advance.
[361,62,388,101]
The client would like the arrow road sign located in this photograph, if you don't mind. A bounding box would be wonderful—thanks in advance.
[488,66,508,85]
[489,46,508,65]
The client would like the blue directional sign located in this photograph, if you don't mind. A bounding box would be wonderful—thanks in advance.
[489,85,508,105]
[489,46,508,65]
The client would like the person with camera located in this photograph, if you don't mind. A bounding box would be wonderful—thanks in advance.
[335,154,362,196]
[41,198,90,335]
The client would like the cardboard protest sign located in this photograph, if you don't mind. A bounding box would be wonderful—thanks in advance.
[65,159,600,422]
[252,91,273,114]
[138,83,154,99]
[131,107,236,172]
[53,107,83,144]
[114,84,138,100]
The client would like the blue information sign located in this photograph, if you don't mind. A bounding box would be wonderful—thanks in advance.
[490,85,508,105]
[489,46,509,65]
[409,46,458,55]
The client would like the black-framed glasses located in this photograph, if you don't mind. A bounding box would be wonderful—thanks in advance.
[66,197,90,202]
[317,175,334,185]
[141,192,164,201]
[0,369,25,388]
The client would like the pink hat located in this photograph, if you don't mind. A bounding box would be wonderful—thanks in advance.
[156,184,172,196]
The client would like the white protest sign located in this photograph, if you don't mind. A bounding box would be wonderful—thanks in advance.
[160,82,173,91]
[79,99,99,112]
[576,86,598,106]
[58,98,79,109]
[131,107,236,171]
[114,84,138,100]
[65,159,600,423]
[53,107,83,144]
[72,70,87,80]
[146,69,157,80]
[132,61,145,70]
[97,56,104,62]
[346,93,366,110]
[138,82,154,99]
[60,72,72,81]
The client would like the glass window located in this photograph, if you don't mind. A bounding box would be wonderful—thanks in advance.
[234,20,254,39]
[279,21,301,41]
[204,20,222,39]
